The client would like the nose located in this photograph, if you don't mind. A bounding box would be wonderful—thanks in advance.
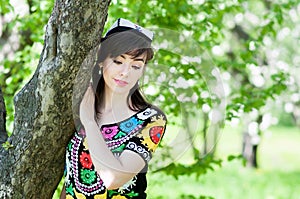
[119,63,130,77]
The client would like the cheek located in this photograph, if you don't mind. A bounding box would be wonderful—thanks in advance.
[133,69,144,78]
[130,73,143,84]
[102,64,117,76]
[102,67,113,84]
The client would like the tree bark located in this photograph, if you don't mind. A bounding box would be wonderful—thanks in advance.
[0,87,7,145]
[242,115,262,168]
[0,0,111,198]
[242,132,259,168]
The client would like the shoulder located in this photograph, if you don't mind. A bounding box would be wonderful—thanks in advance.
[149,105,166,117]
[150,105,167,123]
[137,105,167,123]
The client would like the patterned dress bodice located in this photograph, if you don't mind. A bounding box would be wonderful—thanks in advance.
[64,106,167,199]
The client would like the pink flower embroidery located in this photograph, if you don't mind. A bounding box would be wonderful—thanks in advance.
[78,128,86,137]
[102,126,119,140]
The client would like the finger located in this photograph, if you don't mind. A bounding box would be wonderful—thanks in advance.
[84,84,93,96]
[83,85,95,103]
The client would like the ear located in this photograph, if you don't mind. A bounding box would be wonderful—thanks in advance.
[98,63,104,76]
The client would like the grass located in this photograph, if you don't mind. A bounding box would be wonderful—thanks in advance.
[53,125,300,198]
[147,162,300,199]
[145,125,300,199]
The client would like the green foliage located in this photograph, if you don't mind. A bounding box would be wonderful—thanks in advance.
[1,140,14,150]
[0,0,13,15]
[154,155,222,180]
[227,154,247,166]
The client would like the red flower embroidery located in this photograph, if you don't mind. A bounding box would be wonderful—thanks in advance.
[150,126,164,144]
[80,152,93,169]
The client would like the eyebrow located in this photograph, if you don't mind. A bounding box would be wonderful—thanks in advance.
[120,55,145,63]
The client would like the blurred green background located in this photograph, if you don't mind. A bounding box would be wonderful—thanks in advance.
[1,0,299,198]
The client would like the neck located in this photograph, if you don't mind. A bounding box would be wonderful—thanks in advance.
[101,86,130,113]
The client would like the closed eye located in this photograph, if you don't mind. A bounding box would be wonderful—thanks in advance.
[113,60,122,64]
[132,65,141,70]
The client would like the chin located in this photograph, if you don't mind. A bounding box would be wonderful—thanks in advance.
[111,88,131,95]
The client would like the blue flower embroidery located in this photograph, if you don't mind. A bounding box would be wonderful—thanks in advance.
[120,117,139,133]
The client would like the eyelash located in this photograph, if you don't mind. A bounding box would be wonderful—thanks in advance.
[132,65,141,70]
[113,60,122,64]
[113,60,141,70]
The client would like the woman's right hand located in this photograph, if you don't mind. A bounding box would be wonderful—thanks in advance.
[79,85,96,126]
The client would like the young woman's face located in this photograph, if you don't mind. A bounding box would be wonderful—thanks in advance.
[102,53,146,95]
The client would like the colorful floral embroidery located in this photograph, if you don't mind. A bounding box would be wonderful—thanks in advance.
[149,126,164,144]
[118,176,137,194]
[114,131,127,139]
[94,192,107,199]
[80,169,96,184]
[111,143,126,153]
[66,195,74,199]
[126,141,151,162]
[126,191,139,197]
[78,128,86,137]
[67,142,73,151]
[142,135,159,152]
[80,152,93,169]
[67,134,105,196]
[65,153,72,183]
[139,115,166,152]
[119,117,140,133]
[66,184,74,196]
[111,195,127,199]
[102,126,119,140]
[83,138,88,149]
[65,106,167,198]
[137,108,157,120]
[74,188,87,199]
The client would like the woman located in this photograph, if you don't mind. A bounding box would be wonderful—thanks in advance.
[60,18,167,199]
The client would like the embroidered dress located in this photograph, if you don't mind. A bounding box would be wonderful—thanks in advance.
[64,106,167,199]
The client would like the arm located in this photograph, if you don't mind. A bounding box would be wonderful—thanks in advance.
[60,184,66,199]
[84,122,145,189]
[80,86,145,190]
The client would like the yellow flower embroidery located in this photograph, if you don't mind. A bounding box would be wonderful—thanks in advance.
[83,138,88,149]
[66,195,74,199]
[94,191,107,199]
[111,195,127,199]
[74,188,86,199]
[138,115,166,152]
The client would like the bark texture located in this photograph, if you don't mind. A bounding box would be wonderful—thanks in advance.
[0,87,7,145]
[0,0,111,198]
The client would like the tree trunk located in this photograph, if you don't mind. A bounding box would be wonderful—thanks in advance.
[0,0,111,198]
[0,87,7,145]
[242,132,259,168]
[242,116,262,168]
[202,112,209,155]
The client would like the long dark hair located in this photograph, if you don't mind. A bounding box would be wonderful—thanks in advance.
[92,30,154,117]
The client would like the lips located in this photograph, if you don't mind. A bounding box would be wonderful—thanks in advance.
[113,78,129,86]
